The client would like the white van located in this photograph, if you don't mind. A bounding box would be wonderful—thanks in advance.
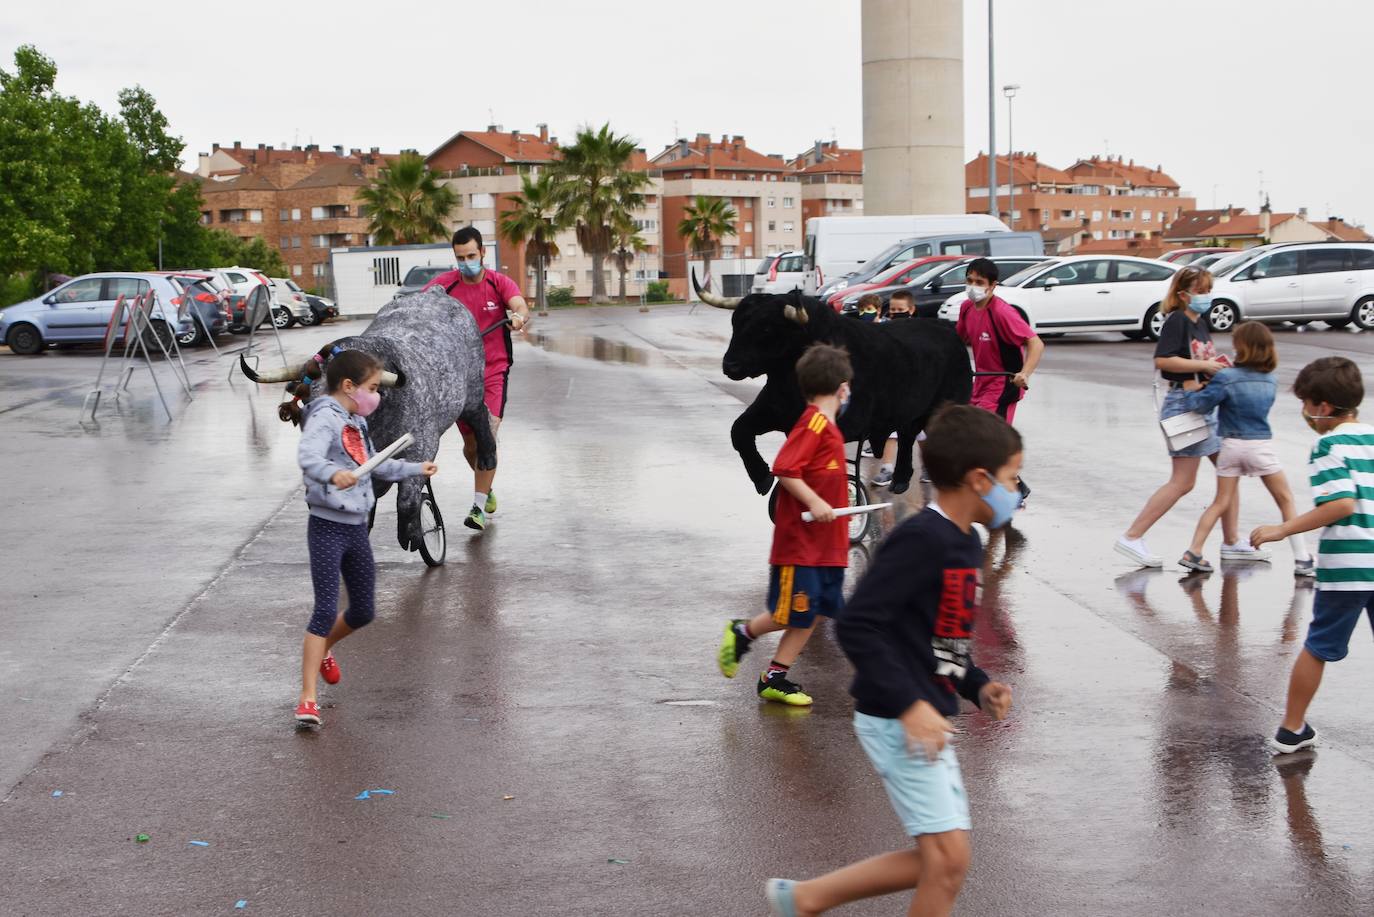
[803,214,1012,294]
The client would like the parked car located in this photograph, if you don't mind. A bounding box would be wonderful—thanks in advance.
[833,255,964,312]
[815,231,1044,301]
[217,266,269,296]
[938,255,1179,340]
[1160,248,1224,265]
[751,251,807,295]
[227,285,274,334]
[1186,251,1239,273]
[1206,242,1374,332]
[163,273,229,346]
[890,256,1051,318]
[399,265,451,295]
[0,272,201,355]
[804,214,1019,294]
[304,293,339,324]
[266,277,315,328]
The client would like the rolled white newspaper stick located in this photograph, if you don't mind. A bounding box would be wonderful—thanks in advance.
[802,502,893,522]
[354,432,415,478]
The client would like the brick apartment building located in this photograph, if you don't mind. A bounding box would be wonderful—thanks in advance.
[790,141,864,237]
[193,142,395,290]
[965,152,1196,246]
[649,133,802,279]
[426,125,663,300]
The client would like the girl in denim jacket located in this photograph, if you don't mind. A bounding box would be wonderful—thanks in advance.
[293,350,437,726]
[1178,322,1314,575]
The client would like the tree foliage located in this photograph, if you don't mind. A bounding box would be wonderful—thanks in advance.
[499,171,567,312]
[357,152,457,246]
[677,195,738,288]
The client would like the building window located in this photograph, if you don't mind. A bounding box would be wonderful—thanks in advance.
[744,222,753,234]
[1143,211,1153,222]
[292,237,302,248]
[1158,212,1166,222]
[200,212,211,225]
[768,220,776,231]
[767,244,779,254]
[586,270,596,283]
[1123,210,1134,220]
[248,210,263,223]
[313,263,327,279]
[278,209,289,221]
[280,237,290,250]
[291,208,301,221]
[313,235,330,247]
[1063,210,1076,220]
[767,197,776,208]
[783,197,795,208]
[292,264,302,276]
[1091,210,1102,221]
[311,206,327,220]
[722,246,736,258]
[373,256,400,285]
[469,193,494,208]
[782,221,794,232]
[1093,231,1103,240]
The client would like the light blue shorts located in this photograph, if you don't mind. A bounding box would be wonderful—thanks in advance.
[854,711,971,836]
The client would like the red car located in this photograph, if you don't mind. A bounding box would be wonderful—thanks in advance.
[1159,247,1223,265]
[825,255,965,311]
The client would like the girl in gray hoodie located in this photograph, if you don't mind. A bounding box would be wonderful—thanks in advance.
[294,350,437,726]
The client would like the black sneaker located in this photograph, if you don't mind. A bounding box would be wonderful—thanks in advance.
[1017,477,1031,504]
[757,671,813,706]
[1271,723,1318,754]
[717,620,752,678]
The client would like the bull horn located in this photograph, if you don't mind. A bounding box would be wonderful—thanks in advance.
[783,304,810,326]
[240,354,300,383]
[691,270,741,310]
[379,370,402,388]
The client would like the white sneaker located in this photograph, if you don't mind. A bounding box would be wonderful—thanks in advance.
[1294,558,1316,578]
[1115,536,1162,568]
[1220,543,1272,562]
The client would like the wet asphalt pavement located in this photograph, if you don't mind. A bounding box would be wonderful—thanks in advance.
[3,308,1374,916]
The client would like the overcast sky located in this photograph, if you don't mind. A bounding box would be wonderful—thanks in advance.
[6,0,1372,227]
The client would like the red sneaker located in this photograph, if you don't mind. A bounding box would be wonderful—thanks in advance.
[295,701,321,725]
[320,654,341,685]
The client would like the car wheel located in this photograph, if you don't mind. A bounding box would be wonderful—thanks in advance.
[1207,300,1238,333]
[1352,297,1374,331]
[6,323,46,355]
[143,320,174,352]
[176,325,206,347]
[297,309,318,327]
[272,307,293,329]
[1144,305,1165,342]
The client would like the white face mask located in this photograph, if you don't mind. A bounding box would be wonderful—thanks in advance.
[967,285,990,303]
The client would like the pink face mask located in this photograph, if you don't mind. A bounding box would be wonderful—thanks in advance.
[351,387,380,417]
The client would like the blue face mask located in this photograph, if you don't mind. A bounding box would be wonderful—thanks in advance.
[1187,293,1214,314]
[459,259,484,279]
[981,472,1022,529]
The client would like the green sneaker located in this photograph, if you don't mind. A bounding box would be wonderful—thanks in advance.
[484,490,498,515]
[757,671,813,707]
[463,505,487,531]
[717,619,752,678]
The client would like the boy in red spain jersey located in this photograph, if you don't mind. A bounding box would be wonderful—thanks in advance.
[717,344,852,706]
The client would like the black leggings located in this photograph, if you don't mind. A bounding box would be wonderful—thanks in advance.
[306,516,375,637]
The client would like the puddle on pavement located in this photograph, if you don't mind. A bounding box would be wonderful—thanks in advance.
[525,331,670,367]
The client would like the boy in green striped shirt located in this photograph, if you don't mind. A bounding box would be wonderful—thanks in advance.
[1252,357,1374,754]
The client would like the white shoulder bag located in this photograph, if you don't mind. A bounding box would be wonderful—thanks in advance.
[1154,376,1210,451]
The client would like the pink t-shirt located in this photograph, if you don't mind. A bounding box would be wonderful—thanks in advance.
[956,295,1035,406]
[424,269,522,373]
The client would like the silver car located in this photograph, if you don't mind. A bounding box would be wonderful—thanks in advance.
[0,272,200,355]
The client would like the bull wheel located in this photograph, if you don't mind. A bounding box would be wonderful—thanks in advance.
[417,481,446,567]
[847,474,872,544]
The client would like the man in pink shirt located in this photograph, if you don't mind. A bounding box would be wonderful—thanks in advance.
[956,257,1043,498]
[425,226,533,531]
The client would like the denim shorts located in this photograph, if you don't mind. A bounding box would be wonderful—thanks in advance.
[1305,589,1374,662]
[1160,387,1220,459]
[853,712,971,836]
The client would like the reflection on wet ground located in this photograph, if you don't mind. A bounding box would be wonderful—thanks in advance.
[526,330,670,366]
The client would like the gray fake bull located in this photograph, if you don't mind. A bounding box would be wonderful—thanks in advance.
[241,288,496,551]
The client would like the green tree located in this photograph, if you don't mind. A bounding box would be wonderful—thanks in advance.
[499,171,566,314]
[357,152,457,245]
[610,211,647,303]
[677,195,738,292]
[552,124,651,304]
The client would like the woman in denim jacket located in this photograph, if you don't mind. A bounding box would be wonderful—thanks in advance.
[1178,321,1314,575]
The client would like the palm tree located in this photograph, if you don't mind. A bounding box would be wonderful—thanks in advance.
[499,172,566,315]
[551,124,651,304]
[610,211,647,304]
[356,152,457,245]
[677,195,738,292]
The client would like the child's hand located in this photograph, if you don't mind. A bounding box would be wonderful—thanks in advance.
[808,499,837,524]
[979,682,1013,721]
[420,462,439,477]
[331,470,357,490]
[1251,524,1283,548]
[1198,359,1226,376]
[900,700,954,761]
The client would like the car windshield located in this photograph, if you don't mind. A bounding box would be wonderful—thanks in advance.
[286,280,303,292]
[1210,252,1252,278]
[403,266,448,286]
[755,256,777,275]
[903,262,953,287]
[1002,261,1058,287]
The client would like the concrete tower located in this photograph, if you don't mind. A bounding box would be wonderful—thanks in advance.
[861,0,964,215]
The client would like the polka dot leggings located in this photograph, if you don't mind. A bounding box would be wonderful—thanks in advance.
[306,516,375,637]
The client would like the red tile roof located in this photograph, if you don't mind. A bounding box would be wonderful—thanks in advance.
[288,160,371,190]
[652,135,787,173]
[1314,219,1373,242]
[1163,208,1247,240]
[429,129,559,164]
[965,153,1073,187]
[1068,155,1179,189]
[789,143,863,175]
[1197,213,1297,239]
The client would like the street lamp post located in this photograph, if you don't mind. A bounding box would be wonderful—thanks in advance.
[987,0,996,218]
[1003,83,1019,229]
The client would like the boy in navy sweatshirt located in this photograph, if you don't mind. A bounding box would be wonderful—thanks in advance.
[763,405,1020,917]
